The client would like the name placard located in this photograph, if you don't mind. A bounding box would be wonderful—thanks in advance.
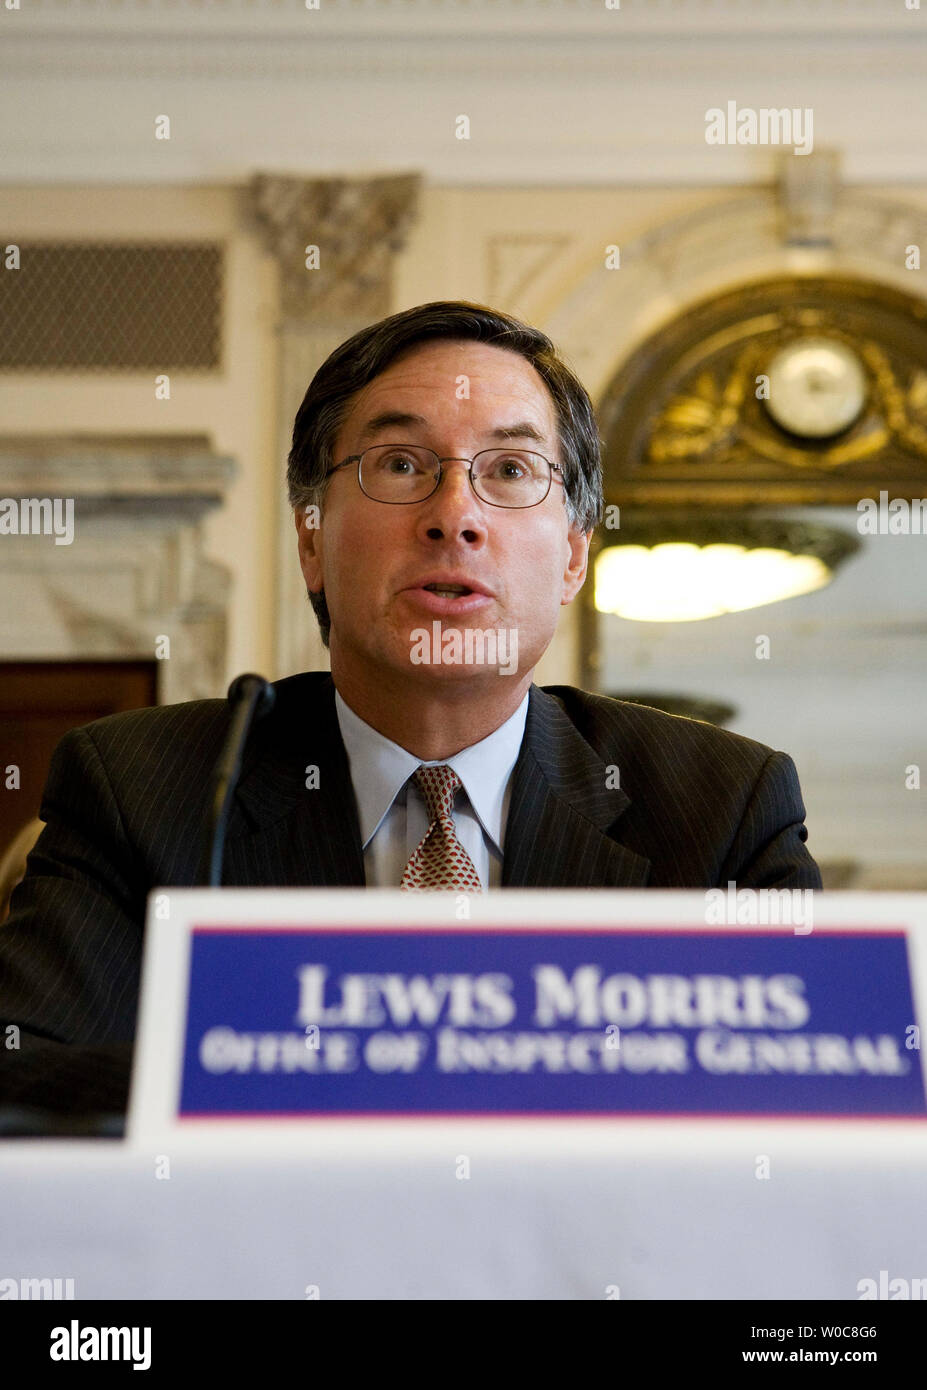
[129,891,927,1136]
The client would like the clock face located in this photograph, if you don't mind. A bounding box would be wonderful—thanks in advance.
[764,337,867,439]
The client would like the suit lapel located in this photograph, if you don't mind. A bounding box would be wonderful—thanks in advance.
[223,673,366,888]
[502,685,650,888]
[215,673,647,890]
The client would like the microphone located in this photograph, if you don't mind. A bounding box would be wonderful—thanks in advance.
[198,674,276,887]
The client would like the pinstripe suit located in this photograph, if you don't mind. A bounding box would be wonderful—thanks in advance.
[0,672,820,1113]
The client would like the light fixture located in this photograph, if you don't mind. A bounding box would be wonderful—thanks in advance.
[594,516,860,623]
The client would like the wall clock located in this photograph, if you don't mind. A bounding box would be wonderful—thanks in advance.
[764,336,867,439]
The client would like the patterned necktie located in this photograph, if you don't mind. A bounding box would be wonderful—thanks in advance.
[399,764,483,892]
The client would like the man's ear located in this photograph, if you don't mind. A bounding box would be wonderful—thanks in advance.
[561,526,592,606]
[295,506,324,595]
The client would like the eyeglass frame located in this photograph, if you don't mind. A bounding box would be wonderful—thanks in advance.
[324,443,565,509]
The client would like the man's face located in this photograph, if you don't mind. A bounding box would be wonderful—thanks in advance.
[296,338,590,688]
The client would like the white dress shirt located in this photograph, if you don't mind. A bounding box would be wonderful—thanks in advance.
[334,689,530,889]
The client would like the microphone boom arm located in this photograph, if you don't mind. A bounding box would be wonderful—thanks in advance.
[199,674,275,887]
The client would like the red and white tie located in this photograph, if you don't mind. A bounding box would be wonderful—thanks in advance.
[399,765,483,892]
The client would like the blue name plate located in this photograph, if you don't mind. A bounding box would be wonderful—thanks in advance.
[178,928,925,1118]
[175,928,927,1123]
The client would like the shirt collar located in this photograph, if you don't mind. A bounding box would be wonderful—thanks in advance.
[334,688,529,854]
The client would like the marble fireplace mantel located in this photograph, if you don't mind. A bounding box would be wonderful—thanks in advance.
[0,434,235,704]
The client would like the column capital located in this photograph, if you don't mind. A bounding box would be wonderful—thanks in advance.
[248,171,421,319]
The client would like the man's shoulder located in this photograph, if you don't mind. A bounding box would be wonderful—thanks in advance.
[532,686,818,890]
[537,684,777,775]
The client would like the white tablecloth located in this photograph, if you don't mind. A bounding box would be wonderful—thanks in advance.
[2,1120,925,1300]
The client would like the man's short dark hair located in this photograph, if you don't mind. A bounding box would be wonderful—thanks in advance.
[287,299,604,647]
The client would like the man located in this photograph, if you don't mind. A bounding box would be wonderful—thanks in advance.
[0,299,820,1114]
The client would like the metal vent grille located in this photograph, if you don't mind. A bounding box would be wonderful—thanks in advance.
[0,242,223,371]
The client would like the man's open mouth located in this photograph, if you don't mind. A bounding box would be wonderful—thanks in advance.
[422,583,473,597]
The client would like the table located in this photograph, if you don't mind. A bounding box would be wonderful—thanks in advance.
[2,1119,925,1300]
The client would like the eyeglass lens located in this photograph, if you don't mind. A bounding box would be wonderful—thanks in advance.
[358,444,551,507]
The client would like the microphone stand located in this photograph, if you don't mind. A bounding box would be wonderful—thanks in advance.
[198,673,276,888]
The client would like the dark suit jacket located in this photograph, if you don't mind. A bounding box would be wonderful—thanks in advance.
[0,672,820,1114]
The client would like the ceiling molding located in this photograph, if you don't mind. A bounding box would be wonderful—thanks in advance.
[5,0,920,39]
[3,6,926,186]
[4,33,927,81]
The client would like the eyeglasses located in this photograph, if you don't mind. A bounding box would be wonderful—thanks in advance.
[325,444,564,509]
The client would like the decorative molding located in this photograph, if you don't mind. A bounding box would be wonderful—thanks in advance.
[4,0,926,185]
[0,435,234,500]
[7,34,927,184]
[3,18,926,185]
[778,149,842,247]
[547,188,927,403]
[249,172,420,320]
[5,0,916,39]
[486,235,572,308]
[5,33,927,81]
[0,436,235,703]
[598,275,927,507]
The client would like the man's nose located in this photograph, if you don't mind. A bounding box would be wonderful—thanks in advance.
[416,459,488,542]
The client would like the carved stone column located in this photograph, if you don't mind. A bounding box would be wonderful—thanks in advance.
[248,172,421,678]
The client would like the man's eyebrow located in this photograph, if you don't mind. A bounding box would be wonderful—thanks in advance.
[355,413,548,446]
[355,411,429,445]
[489,421,547,444]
